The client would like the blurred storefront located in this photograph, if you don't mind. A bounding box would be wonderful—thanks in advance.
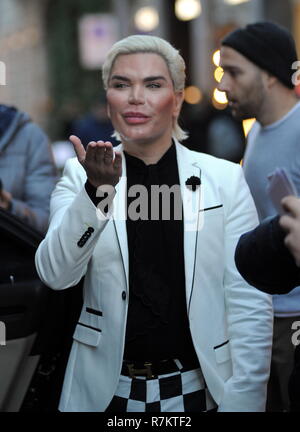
[0,0,299,159]
[0,0,49,129]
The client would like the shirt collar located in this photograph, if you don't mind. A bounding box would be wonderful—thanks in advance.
[124,141,176,172]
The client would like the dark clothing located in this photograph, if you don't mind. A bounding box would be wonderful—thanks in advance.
[290,344,300,412]
[266,315,299,412]
[123,144,197,363]
[0,105,17,139]
[0,104,57,233]
[71,114,117,148]
[235,216,300,294]
[235,216,300,412]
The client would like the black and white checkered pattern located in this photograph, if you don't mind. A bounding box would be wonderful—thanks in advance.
[105,362,217,412]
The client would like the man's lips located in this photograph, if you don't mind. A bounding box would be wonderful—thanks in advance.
[123,112,150,124]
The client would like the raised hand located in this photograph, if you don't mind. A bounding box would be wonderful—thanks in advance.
[69,135,122,188]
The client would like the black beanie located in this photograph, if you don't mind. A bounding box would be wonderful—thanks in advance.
[221,21,298,89]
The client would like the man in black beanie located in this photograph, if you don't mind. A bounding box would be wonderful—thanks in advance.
[219,21,300,412]
[219,21,298,122]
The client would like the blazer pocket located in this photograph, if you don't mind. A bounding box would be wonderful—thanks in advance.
[214,340,230,364]
[73,322,102,347]
[86,307,103,317]
[201,204,223,215]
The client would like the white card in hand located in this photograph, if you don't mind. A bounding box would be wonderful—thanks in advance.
[267,168,297,215]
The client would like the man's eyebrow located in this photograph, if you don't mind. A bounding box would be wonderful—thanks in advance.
[143,76,167,82]
[110,75,167,82]
[221,65,242,72]
[110,75,130,82]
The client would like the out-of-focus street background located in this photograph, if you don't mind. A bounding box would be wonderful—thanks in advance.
[1,0,299,167]
[1,1,300,413]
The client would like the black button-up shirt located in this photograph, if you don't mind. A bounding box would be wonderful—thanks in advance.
[123,143,198,363]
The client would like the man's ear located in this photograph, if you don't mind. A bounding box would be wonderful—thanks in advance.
[265,71,277,89]
[173,90,185,117]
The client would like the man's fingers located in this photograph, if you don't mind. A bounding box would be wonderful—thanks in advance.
[69,135,86,163]
[113,152,122,172]
[85,141,98,164]
[77,139,121,186]
[103,142,114,166]
[284,233,293,251]
[279,214,295,232]
[86,141,107,166]
[93,141,106,165]
[281,196,300,217]
[102,142,114,166]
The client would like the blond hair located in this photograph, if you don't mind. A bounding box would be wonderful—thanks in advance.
[102,35,188,142]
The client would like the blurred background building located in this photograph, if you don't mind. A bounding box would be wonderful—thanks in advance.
[0,0,299,165]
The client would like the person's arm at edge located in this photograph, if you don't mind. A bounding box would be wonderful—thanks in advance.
[235,215,300,294]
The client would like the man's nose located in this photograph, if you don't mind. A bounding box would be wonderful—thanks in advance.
[218,74,229,93]
[128,85,145,104]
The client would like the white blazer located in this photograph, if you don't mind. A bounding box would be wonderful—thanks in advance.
[35,141,273,412]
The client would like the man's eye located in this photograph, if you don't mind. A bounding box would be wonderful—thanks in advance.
[147,83,161,88]
[113,83,128,88]
[229,70,240,78]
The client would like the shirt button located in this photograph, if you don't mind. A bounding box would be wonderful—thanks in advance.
[122,291,126,300]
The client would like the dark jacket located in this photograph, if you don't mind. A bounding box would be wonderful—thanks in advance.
[0,105,57,233]
[235,216,300,294]
[235,216,300,412]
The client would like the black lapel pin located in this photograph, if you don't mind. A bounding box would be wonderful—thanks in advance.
[185,176,201,192]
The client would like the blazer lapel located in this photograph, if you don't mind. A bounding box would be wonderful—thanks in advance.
[176,143,203,312]
[112,148,129,291]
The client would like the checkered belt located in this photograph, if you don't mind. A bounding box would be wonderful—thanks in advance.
[121,358,199,379]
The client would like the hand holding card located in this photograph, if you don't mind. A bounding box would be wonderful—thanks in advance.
[267,168,297,215]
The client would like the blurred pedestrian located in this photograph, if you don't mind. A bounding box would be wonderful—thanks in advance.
[70,101,117,149]
[219,21,300,411]
[36,34,273,412]
[0,104,57,233]
[184,100,245,162]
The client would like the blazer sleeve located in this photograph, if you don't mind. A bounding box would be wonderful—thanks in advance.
[235,216,300,294]
[218,164,273,412]
[35,158,112,290]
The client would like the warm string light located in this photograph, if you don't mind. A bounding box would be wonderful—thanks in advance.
[184,86,203,104]
[134,6,159,32]
[175,0,202,21]
[211,49,227,109]
[213,88,228,105]
[212,50,220,67]
[224,0,251,5]
[214,67,224,83]
[242,118,256,137]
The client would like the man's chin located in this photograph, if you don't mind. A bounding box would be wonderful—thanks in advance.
[230,108,242,120]
[230,108,250,121]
